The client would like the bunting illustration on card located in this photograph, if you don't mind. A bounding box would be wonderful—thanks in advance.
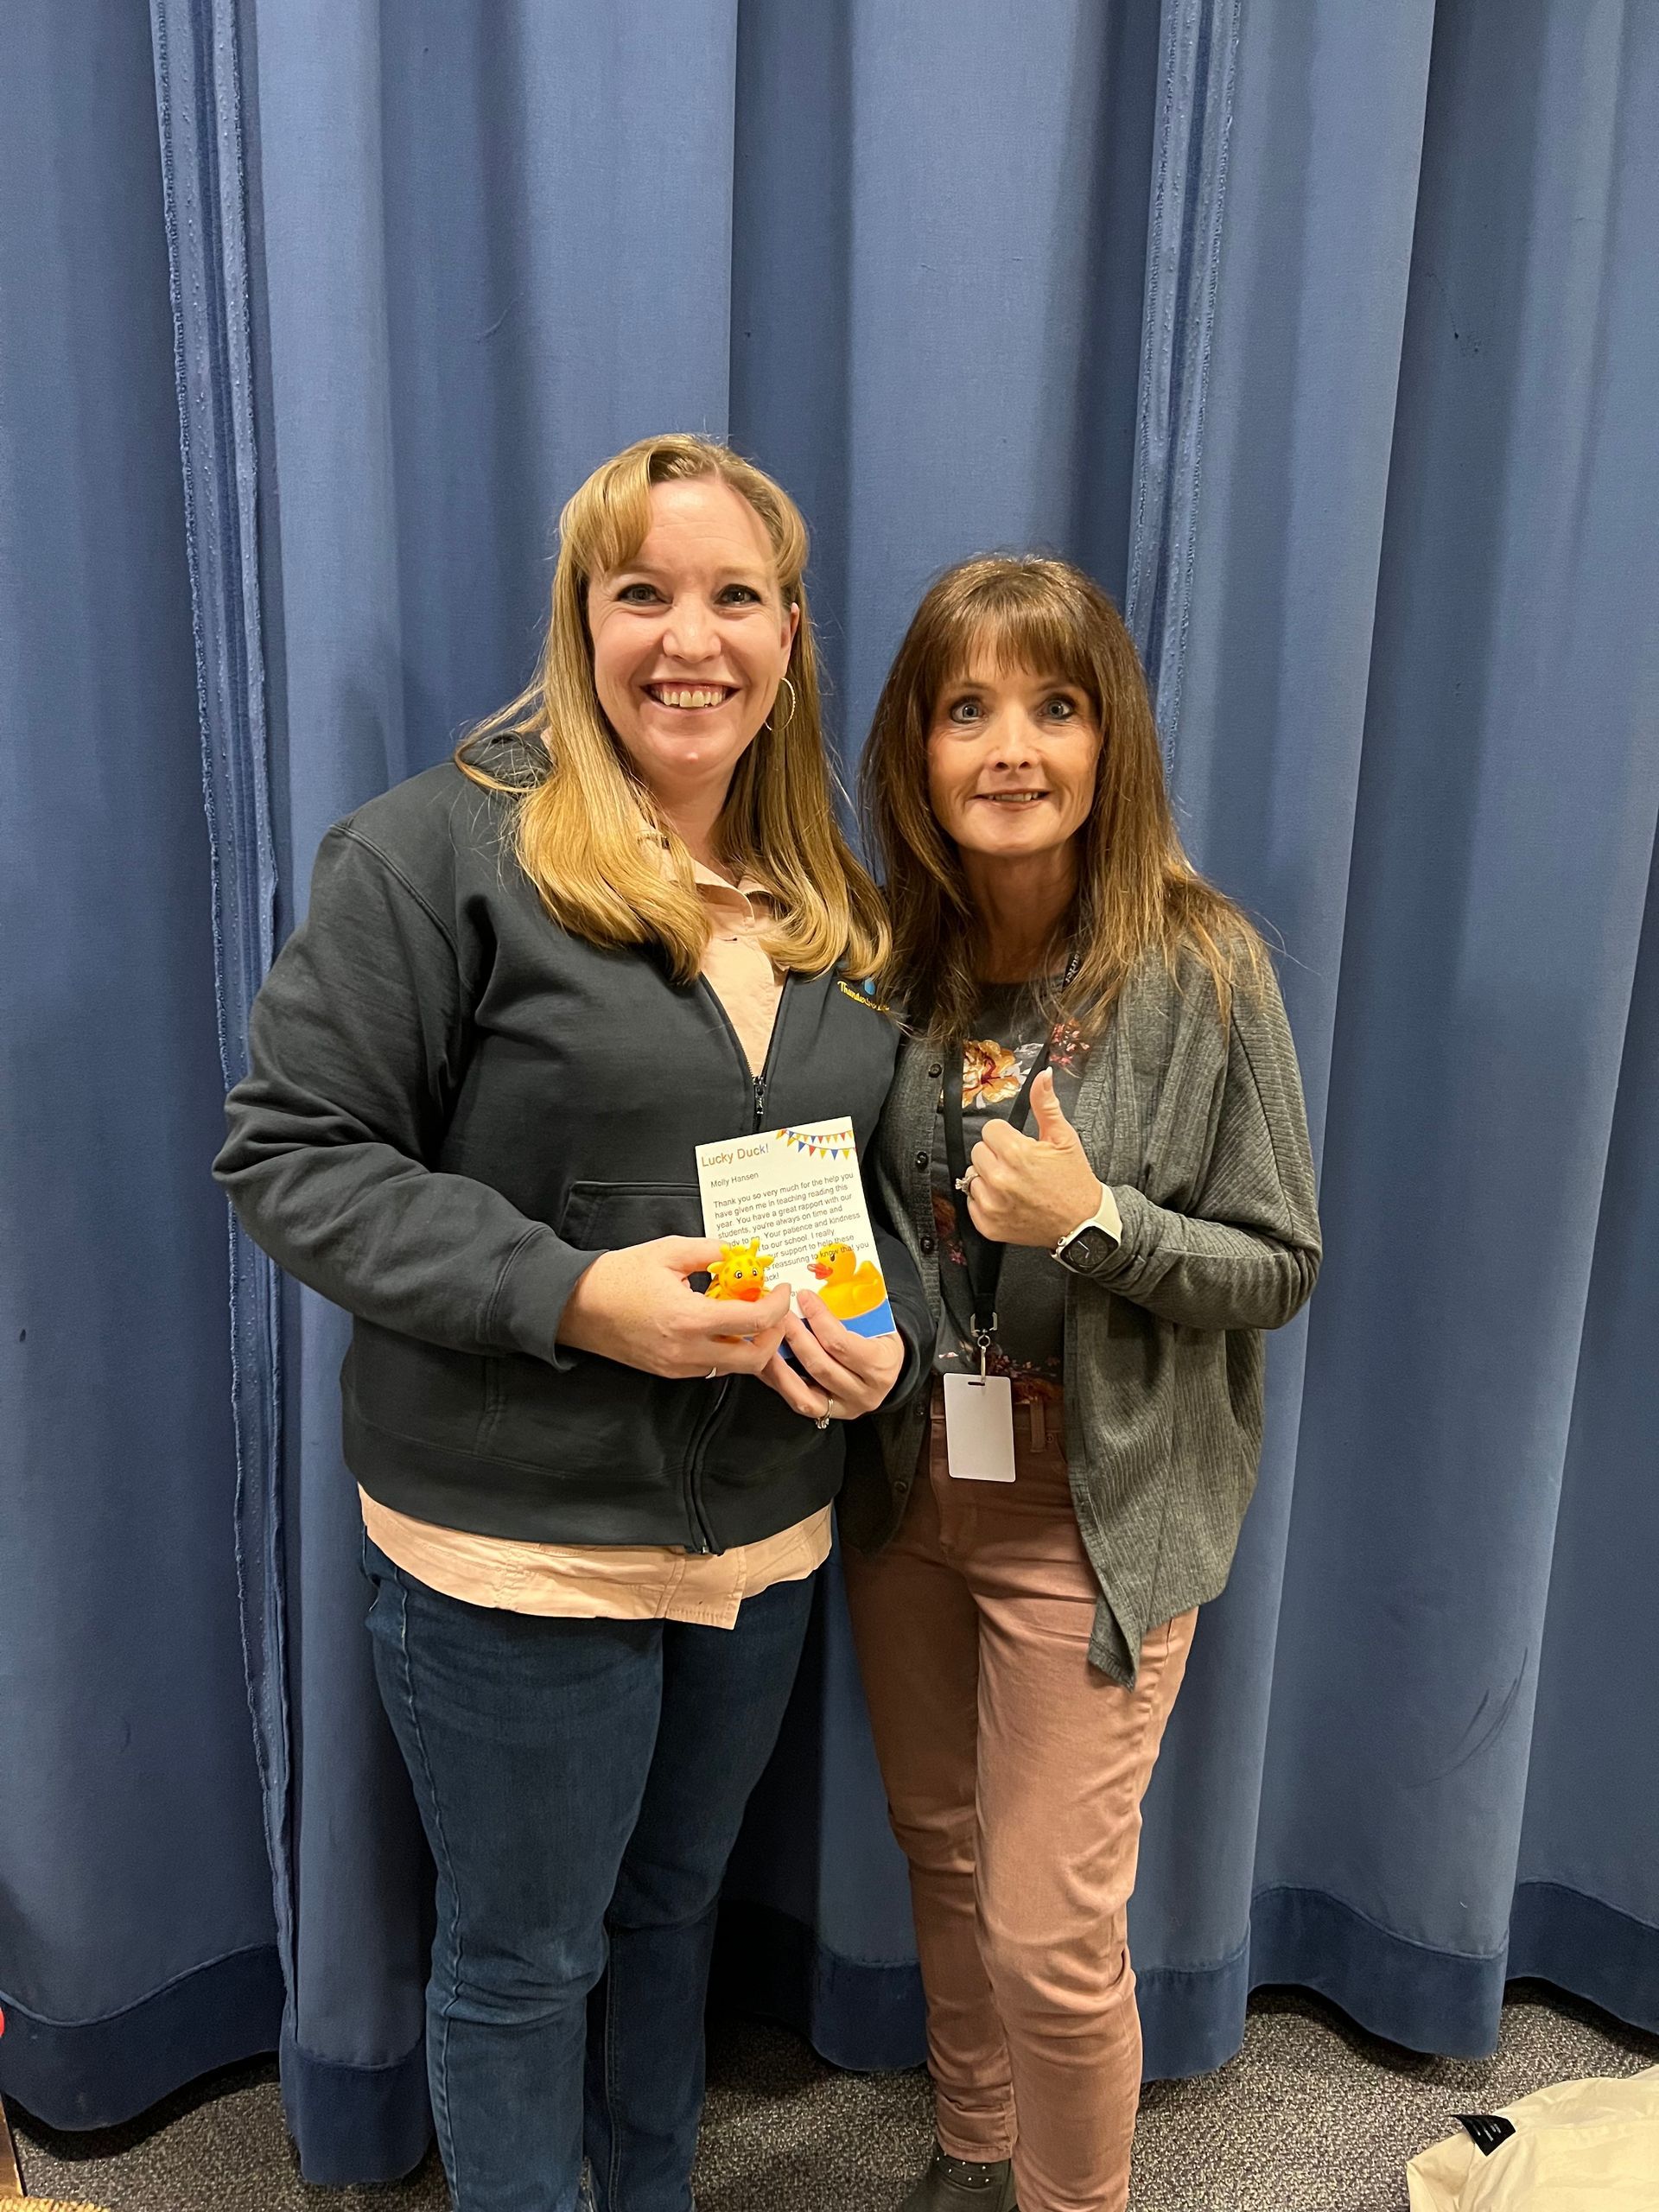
[775,1123,859,1161]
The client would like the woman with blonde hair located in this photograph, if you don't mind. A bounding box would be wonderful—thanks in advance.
[216,435,925,2211]
[842,556,1321,2212]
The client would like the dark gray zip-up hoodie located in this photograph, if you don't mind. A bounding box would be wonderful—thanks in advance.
[214,745,927,1554]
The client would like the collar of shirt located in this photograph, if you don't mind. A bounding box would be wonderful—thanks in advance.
[637,827,775,925]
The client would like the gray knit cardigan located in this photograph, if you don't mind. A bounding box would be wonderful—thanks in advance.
[841,950,1322,1684]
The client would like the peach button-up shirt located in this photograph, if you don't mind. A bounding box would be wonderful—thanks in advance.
[359,854,831,1624]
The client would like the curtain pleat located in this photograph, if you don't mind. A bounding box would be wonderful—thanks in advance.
[1124,0,1241,753]
[0,0,279,2127]
[149,0,293,2044]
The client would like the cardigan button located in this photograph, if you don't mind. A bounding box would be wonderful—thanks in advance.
[913,1148,929,1170]
[919,1234,936,1255]
[926,1061,943,1079]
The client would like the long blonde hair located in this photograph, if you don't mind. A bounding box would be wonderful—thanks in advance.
[457,434,887,984]
[860,555,1265,1038]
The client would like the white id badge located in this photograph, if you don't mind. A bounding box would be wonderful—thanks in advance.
[943,1372,1017,1482]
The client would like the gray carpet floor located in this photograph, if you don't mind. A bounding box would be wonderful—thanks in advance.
[10,1983,1656,2210]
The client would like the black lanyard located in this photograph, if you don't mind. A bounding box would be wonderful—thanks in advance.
[943,1036,1054,1375]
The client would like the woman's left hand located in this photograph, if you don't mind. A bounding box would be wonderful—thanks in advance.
[757,1289,906,1423]
[964,1069,1107,1248]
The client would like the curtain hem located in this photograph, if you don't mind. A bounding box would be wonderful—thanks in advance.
[0,1945,283,2132]
[714,1882,1659,2094]
[278,2019,430,2188]
[710,1899,927,2072]
[1508,1879,1659,2039]
[8,1885,1649,2176]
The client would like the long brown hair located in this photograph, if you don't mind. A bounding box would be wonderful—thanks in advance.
[860,555,1264,1038]
[457,434,887,985]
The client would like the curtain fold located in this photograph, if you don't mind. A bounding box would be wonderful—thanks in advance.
[1257,0,1659,2045]
[3,0,1656,2185]
[1124,0,1241,745]
[1126,0,1440,2072]
[0,0,279,2126]
[149,0,293,2082]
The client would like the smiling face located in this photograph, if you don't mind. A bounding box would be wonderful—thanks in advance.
[925,652,1103,866]
[587,477,799,817]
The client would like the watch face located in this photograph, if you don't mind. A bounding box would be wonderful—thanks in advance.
[1061,1225,1117,1274]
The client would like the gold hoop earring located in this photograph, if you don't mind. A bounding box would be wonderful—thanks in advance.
[768,674,798,734]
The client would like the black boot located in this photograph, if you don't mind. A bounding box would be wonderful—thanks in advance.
[898,2143,1017,2212]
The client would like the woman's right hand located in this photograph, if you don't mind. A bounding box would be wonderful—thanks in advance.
[556,1237,791,1378]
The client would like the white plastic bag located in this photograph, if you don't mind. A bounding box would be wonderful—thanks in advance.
[1407,2065,1659,2210]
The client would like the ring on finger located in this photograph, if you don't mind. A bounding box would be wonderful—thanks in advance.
[955,1166,978,1192]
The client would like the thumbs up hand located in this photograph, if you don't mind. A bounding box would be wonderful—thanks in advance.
[964,1069,1109,1249]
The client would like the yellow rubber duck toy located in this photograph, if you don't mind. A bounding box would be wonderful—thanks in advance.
[706,1241,774,1301]
[807,1243,889,1324]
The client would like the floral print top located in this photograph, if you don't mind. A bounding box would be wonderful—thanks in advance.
[931,982,1093,1404]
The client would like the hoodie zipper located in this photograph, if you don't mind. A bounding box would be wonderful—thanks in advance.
[680,977,792,1553]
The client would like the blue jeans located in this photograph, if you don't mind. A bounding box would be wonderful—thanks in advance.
[362,1534,816,2212]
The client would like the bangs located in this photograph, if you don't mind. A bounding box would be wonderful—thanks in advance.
[923,583,1101,715]
[563,451,657,582]
[559,436,806,598]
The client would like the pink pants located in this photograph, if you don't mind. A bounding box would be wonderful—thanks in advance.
[843,1388,1195,2212]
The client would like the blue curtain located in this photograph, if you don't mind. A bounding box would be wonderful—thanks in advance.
[3,0,1656,2187]
[0,0,281,2125]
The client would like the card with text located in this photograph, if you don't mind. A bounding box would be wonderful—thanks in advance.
[695,1116,897,1339]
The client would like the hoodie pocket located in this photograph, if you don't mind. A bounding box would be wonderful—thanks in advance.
[560,1179,703,1249]
[480,1179,707,1481]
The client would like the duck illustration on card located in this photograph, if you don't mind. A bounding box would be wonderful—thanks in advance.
[695,1116,896,1339]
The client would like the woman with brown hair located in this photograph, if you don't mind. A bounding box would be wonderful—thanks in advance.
[216,435,926,2211]
[842,556,1321,2212]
